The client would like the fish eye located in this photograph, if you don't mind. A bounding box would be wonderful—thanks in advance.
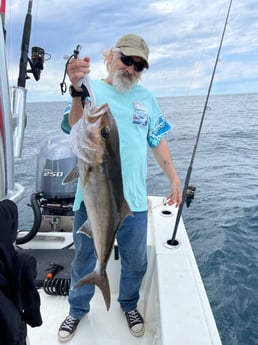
[100,127,110,140]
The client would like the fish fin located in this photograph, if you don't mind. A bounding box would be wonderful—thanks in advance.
[73,271,111,311]
[122,199,133,218]
[77,220,93,238]
[62,166,79,184]
[119,199,133,225]
[115,199,133,234]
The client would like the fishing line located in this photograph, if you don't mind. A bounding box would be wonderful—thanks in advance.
[168,0,233,246]
[60,44,81,94]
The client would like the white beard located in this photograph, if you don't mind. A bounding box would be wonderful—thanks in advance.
[112,70,138,93]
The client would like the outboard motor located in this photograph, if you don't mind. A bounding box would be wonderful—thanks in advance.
[35,133,77,232]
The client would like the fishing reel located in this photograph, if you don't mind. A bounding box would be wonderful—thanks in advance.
[27,46,51,81]
[185,185,196,208]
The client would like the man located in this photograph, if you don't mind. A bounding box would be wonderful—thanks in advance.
[58,33,182,342]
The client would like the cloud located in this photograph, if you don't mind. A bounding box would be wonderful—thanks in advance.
[4,0,258,101]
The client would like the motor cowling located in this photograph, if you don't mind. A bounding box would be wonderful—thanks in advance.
[36,133,77,199]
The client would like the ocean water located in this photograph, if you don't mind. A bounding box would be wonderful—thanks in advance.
[15,93,258,345]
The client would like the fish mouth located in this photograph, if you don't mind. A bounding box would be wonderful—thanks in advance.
[87,114,102,124]
[87,104,109,122]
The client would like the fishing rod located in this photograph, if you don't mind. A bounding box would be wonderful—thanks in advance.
[13,0,47,157]
[167,0,233,246]
[17,0,33,87]
[17,0,46,87]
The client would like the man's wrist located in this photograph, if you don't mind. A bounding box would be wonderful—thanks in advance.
[69,84,90,98]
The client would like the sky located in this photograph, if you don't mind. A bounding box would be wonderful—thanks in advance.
[3,0,258,102]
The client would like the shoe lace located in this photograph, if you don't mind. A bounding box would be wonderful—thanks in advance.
[127,310,142,325]
[62,316,77,331]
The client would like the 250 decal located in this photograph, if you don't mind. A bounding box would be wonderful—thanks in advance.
[43,171,64,177]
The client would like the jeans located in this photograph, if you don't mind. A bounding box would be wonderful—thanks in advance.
[69,202,148,319]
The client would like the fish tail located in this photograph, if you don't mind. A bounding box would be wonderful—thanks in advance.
[73,271,111,311]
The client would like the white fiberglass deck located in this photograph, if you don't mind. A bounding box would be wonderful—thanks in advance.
[28,290,156,345]
[25,196,222,345]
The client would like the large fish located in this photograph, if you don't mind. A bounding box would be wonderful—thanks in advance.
[63,103,132,310]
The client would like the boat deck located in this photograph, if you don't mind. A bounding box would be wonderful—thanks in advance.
[22,197,222,345]
[28,290,157,345]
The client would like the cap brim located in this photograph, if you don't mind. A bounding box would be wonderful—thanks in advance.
[120,47,149,68]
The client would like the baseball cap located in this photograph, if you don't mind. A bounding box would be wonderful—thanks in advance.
[115,34,149,68]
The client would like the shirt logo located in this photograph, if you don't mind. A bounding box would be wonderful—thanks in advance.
[132,102,148,126]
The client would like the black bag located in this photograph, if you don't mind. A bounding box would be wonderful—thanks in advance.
[0,200,42,345]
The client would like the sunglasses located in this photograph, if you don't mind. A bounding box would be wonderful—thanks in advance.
[119,53,146,72]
